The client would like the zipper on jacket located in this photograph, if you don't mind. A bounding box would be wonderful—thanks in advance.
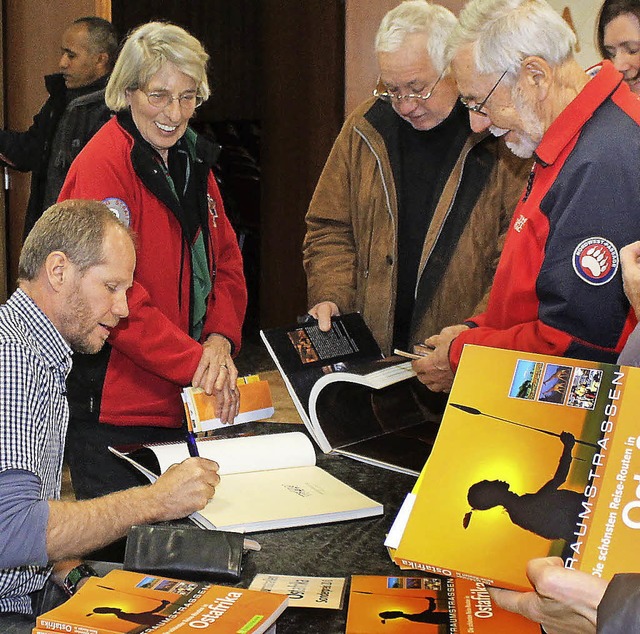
[522,165,535,202]
[355,126,397,286]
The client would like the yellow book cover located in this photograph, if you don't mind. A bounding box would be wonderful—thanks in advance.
[181,376,274,432]
[390,344,640,590]
[34,569,287,634]
[345,575,539,633]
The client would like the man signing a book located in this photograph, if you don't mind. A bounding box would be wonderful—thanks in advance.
[0,200,220,632]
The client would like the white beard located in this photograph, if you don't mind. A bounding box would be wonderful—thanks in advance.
[489,86,544,159]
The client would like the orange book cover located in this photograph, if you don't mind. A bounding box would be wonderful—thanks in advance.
[345,575,539,633]
[34,569,287,634]
[389,344,640,590]
[182,375,274,432]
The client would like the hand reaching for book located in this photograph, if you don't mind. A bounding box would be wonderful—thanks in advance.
[488,557,607,634]
[152,457,221,519]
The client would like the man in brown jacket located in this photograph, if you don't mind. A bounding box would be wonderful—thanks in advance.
[303,0,529,354]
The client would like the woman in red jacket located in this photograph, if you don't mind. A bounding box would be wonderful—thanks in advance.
[59,22,247,499]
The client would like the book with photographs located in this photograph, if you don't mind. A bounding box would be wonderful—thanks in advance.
[181,374,274,433]
[386,344,640,590]
[33,568,286,634]
[109,431,382,532]
[260,313,443,476]
[345,575,540,633]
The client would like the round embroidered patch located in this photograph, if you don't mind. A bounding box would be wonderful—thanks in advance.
[102,197,131,227]
[572,237,618,286]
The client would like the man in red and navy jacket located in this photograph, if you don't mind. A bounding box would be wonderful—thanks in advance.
[413,0,640,393]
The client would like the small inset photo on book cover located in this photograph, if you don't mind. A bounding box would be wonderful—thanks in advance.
[567,367,603,410]
[508,359,543,400]
[537,363,572,405]
[288,328,320,364]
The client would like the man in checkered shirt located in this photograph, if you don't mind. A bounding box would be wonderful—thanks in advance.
[0,200,220,631]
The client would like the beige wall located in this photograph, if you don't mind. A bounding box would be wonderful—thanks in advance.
[4,0,108,288]
[345,0,465,116]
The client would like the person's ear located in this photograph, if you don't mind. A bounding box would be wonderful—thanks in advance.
[44,251,72,292]
[520,56,551,100]
[96,51,110,73]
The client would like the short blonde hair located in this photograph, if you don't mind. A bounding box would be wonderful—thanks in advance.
[106,21,210,111]
[19,200,134,281]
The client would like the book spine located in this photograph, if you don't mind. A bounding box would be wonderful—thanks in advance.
[393,556,515,591]
[36,617,105,634]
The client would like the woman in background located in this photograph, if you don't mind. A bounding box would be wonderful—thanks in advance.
[59,22,246,499]
[597,0,640,95]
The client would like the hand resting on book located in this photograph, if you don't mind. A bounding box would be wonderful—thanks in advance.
[307,301,340,332]
[192,333,239,423]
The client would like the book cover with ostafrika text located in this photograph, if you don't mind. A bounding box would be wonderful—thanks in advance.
[34,568,287,634]
[345,575,540,633]
[388,345,640,590]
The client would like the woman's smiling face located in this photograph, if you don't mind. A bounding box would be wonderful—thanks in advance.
[604,12,640,95]
[127,61,198,161]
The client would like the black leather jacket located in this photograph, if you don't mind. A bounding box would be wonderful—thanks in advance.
[0,72,111,237]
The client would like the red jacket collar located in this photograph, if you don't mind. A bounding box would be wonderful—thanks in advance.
[535,60,624,166]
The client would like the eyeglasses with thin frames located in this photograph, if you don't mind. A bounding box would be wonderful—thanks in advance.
[459,69,508,117]
[373,69,446,103]
[140,89,203,111]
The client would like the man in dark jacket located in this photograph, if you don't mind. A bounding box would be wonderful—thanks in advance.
[0,16,117,238]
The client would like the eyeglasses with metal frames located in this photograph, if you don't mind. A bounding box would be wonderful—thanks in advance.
[459,69,508,117]
[373,69,446,103]
[141,89,204,110]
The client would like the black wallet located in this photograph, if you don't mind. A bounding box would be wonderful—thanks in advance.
[123,524,245,582]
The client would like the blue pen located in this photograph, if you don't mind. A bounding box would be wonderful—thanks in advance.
[184,413,200,457]
[186,431,200,457]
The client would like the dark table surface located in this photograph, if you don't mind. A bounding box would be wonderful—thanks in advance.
[94,422,419,633]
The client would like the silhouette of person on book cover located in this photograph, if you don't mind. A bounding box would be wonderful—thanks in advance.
[91,598,171,627]
[464,431,584,541]
[379,597,450,624]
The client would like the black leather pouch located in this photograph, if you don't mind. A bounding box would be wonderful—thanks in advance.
[123,524,244,582]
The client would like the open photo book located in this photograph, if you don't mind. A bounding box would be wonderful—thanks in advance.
[260,313,444,476]
[109,431,382,532]
[386,344,640,590]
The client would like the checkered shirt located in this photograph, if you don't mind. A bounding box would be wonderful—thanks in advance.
[0,289,72,614]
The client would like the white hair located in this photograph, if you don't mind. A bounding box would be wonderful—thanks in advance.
[445,0,576,79]
[375,1,458,74]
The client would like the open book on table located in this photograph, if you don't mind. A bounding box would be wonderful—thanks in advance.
[386,344,640,590]
[181,374,274,433]
[260,313,443,476]
[109,431,382,532]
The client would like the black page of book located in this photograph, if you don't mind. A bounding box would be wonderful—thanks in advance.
[314,376,445,474]
[261,313,383,416]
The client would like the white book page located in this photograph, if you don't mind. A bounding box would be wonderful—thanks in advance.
[147,431,317,476]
